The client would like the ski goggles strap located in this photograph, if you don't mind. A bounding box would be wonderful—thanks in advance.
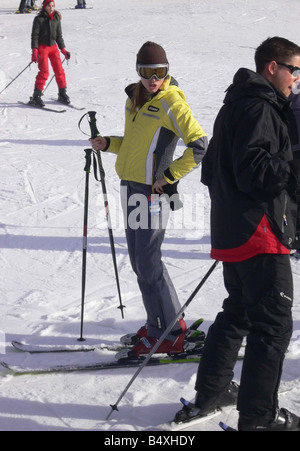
[136,64,169,80]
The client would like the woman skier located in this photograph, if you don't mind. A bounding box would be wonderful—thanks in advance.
[90,42,208,357]
[30,0,71,107]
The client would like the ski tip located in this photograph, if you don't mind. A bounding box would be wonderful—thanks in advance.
[180,397,190,407]
[219,421,227,430]
[191,318,204,330]
[219,421,237,431]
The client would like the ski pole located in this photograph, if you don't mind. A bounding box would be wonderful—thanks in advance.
[106,260,219,420]
[78,148,93,342]
[80,111,126,319]
[0,62,32,95]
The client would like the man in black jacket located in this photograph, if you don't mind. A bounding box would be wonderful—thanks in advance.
[175,37,300,431]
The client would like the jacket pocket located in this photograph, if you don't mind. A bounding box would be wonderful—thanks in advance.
[267,191,297,248]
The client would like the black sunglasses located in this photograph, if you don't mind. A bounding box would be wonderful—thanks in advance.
[276,61,300,74]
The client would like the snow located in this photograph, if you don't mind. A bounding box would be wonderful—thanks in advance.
[0,0,299,432]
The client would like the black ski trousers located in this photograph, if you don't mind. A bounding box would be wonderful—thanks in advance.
[195,254,293,418]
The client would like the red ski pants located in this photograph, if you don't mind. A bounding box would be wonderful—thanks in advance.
[35,44,67,91]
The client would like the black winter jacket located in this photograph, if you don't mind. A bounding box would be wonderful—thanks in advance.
[31,11,65,50]
[202,68,298,262]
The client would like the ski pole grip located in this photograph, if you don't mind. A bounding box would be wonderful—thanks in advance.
[84,148,93,173]
[87,111,100,139]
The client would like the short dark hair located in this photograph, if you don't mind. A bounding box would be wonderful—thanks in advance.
[255,36,300,74]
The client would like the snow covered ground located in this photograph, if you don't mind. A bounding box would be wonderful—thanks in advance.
[0,0,299,432]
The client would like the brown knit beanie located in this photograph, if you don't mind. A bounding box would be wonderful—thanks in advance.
[136,42,169,65]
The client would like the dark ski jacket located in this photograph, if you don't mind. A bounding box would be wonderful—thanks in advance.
[202,68,298,262]
[31,10,65,50]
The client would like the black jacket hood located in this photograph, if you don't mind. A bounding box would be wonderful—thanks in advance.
[224,68,291,114]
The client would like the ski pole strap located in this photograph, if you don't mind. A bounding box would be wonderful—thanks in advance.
[78,112,90,136]
[78,111,100,138]
[93,151,106,182]
[78,112,104,181]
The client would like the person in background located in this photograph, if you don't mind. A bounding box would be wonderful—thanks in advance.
[90,42,208,357]
[175,36,300,431]
[29,0,71,107]
[16,0,37,13]
[16,0,29,13]
[75,0,86,9]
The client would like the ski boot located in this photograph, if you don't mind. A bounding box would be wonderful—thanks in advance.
[238,408,300,431]
[120,318,206,348]
[120,324,148,347]
[118,319,187,358]
[75,2,86,8]
[174,381,239,424]
[29,88,45,107]
[58,88,70,105]
[133,319,186,356]
[120,318,187,347]
[131,331,186,357]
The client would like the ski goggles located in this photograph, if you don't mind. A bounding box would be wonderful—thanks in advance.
[136,64,169,80]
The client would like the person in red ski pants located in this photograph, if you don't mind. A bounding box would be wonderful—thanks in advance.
[30,0,71,107]
[34,44,66,92]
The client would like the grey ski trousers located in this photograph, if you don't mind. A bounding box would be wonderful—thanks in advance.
[121,180,182,339]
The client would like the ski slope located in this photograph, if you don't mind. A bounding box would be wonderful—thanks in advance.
[0,0,299,431]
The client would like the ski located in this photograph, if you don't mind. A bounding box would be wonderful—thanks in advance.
[18,101,66,113]
[11,318,206,355]
[50,99,85,111]
[152,402,237,432]
[11,340,126,354]
[0,352,204,375]
[63,104,85,111]
[156,397,222,431]
[157,410,222,432]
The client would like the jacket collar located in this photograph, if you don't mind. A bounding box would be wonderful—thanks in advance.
[224,68,291,113]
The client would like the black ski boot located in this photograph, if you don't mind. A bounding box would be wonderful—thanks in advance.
[238,408,300,431]
[29,88,45,107]
[58,88,70,105]
[174,381,239,424]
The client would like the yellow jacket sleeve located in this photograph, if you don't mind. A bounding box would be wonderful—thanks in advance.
[160,98,208,183]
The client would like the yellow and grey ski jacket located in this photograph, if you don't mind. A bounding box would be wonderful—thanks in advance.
[105,76,208,185]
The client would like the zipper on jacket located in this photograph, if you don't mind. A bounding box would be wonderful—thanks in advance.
[132,108,139,122]
[282,194,288,232]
